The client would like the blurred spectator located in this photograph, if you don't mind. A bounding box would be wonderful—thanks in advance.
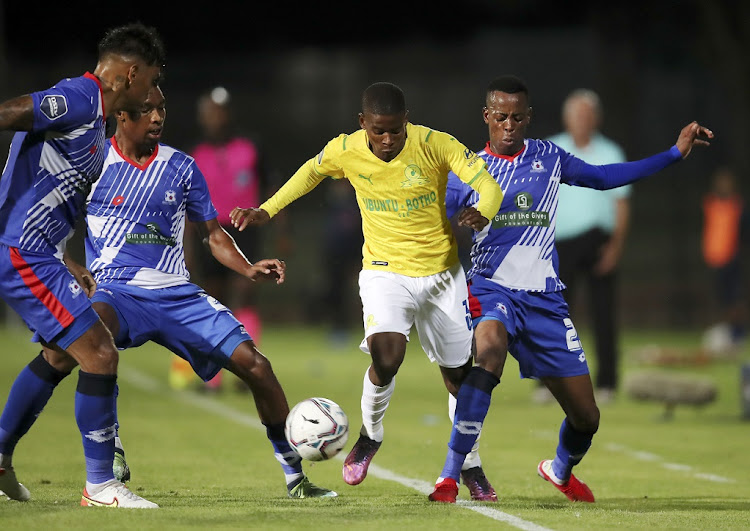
[544,89,630,405]
[701,166,748,354]
[173,86,280,391]
[318,179,363,346]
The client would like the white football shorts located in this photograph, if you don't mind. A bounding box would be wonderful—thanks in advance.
[358,263,473,368]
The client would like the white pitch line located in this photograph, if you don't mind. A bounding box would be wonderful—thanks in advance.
[363,462,553,531]
[120,366,553,531]
[603,443,735,483]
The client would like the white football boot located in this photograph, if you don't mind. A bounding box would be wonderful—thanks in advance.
[81,480,158,508]
[0,466,31,501]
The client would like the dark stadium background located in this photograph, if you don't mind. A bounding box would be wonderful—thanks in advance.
[0,1,747,328]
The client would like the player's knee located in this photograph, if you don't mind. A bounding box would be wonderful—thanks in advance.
[370,356,400,383]
[42,347,79,373]
[367,332,406,379]
[474,324,508,373]
[87,330,119,370]
[474,347,506,377]
[74,321,120,373]
[97,342,119,370]
[228,342,273,382]
[81,343,119,374]
[570,406,600,434]
[369,348,404,382]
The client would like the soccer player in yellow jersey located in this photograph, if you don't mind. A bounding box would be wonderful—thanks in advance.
[231,82,504,500]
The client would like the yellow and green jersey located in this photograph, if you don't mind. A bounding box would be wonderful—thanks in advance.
[261,123,503,277]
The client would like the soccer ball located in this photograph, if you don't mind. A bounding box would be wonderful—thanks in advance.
[285,397,349,461]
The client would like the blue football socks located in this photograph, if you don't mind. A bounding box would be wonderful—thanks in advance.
[266,422,303,489]
[551,417,593,482]
[439,367,499,481]
[0,353,70,458]
[75,371,117,485]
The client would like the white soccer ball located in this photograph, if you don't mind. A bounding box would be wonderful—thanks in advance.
[285,397,349,461]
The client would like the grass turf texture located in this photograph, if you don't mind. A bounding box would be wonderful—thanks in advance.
[1,323,749,529]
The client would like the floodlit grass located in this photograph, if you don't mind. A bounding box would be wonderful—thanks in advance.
[1,323,749,529]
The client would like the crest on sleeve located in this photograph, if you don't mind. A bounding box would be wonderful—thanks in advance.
[40,95,68,120]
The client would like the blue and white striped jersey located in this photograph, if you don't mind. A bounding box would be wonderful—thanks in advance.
[447,139,569,293]
[447,138,682,293]
[0,73,105,258]
[85,138,218,288]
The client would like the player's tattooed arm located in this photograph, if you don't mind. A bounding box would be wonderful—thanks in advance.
[0,95,34,131]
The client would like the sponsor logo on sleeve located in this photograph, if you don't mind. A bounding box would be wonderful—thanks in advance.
[40,95,68,121]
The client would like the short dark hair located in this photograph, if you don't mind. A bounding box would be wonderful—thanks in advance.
[362,82,406,115]
[487,75,529,103]
[98,22,166,67]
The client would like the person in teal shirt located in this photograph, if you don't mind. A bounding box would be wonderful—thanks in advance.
[543,89,630,405]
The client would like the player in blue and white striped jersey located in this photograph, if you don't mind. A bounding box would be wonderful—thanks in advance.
[0,23,164,509]
[428,75,713,504]
[47,85,336,499]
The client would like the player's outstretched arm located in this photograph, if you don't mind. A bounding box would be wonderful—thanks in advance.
[231,158,329,231]
[675,121,713,159]
[564,122,714,191]
[230,207,271,231]
[0,95,34,132]
[197,218,285,285]
[247,258,286,284]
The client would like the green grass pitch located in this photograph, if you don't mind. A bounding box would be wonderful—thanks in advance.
[1,323,749,529]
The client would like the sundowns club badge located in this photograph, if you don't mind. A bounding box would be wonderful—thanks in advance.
[400,165,429,188]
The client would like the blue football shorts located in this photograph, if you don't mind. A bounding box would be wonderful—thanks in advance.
[91,282,251,381]
[467,275,590,380]
[0,244,99,349]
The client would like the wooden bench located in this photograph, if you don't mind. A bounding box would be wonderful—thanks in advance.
[624,371,718,420]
